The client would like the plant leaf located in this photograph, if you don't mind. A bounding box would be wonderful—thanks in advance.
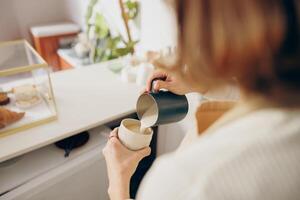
[86,0,99,34]
[95,13,109,38]
[124,0,139,19]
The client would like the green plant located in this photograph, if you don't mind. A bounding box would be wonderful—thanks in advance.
[124,0,139,19]
[86,0,98,35]
[85,0,139,63]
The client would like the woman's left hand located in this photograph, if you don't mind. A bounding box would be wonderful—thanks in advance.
[102,128,151,200]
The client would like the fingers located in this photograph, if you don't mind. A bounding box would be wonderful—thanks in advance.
[103,128,119,155]
[109,128,118,139]
[146,71,167,92]
[135,147,151,160]
[153,80,170,91]
[103,135,121,156]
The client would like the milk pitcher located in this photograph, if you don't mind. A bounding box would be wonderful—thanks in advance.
[136,78,189,127]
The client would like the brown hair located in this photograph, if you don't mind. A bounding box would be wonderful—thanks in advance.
[172,0,300,105]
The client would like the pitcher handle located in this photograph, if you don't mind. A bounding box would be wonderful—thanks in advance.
[150,77,167,93]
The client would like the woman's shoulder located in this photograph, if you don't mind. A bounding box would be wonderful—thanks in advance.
[172,108,300,179]
[137,108,300,200]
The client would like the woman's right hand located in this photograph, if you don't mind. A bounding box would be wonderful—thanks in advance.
[145,70,193,95]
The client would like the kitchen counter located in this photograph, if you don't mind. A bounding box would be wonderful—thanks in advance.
[0,62,142,162]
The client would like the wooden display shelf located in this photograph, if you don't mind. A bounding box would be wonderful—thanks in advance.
[32,33,78,71]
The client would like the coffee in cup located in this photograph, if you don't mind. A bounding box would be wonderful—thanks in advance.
[118,119,153,151]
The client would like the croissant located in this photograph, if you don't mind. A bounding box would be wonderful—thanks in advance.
[0,108,25,129]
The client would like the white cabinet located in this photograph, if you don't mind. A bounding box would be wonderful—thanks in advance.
[0,126,111,200]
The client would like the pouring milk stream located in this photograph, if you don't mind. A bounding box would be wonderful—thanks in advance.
[139,104,157,134]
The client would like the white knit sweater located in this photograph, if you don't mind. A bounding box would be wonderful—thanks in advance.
[136,107,300,200]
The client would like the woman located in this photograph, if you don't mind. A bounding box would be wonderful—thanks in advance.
[103,0,300,199]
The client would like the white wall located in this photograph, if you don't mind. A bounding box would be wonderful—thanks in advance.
[62,0,88,29]
[140,0,177,52]
[0,0,70,42]
[0,0,177,51]
[0,1,21,41]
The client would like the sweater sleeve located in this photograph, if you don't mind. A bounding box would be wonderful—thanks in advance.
[136,156,192,200]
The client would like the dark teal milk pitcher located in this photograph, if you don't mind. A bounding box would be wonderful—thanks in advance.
[136,78,189,127]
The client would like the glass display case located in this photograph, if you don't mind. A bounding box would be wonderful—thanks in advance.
[0,40,57,137]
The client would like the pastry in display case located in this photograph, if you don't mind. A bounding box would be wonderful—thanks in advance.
[0,92,10,105]
[0,40,57,137]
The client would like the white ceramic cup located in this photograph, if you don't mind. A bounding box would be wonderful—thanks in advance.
[118,119,153,151]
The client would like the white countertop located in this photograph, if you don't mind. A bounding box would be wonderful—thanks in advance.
[0,62,142,162]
